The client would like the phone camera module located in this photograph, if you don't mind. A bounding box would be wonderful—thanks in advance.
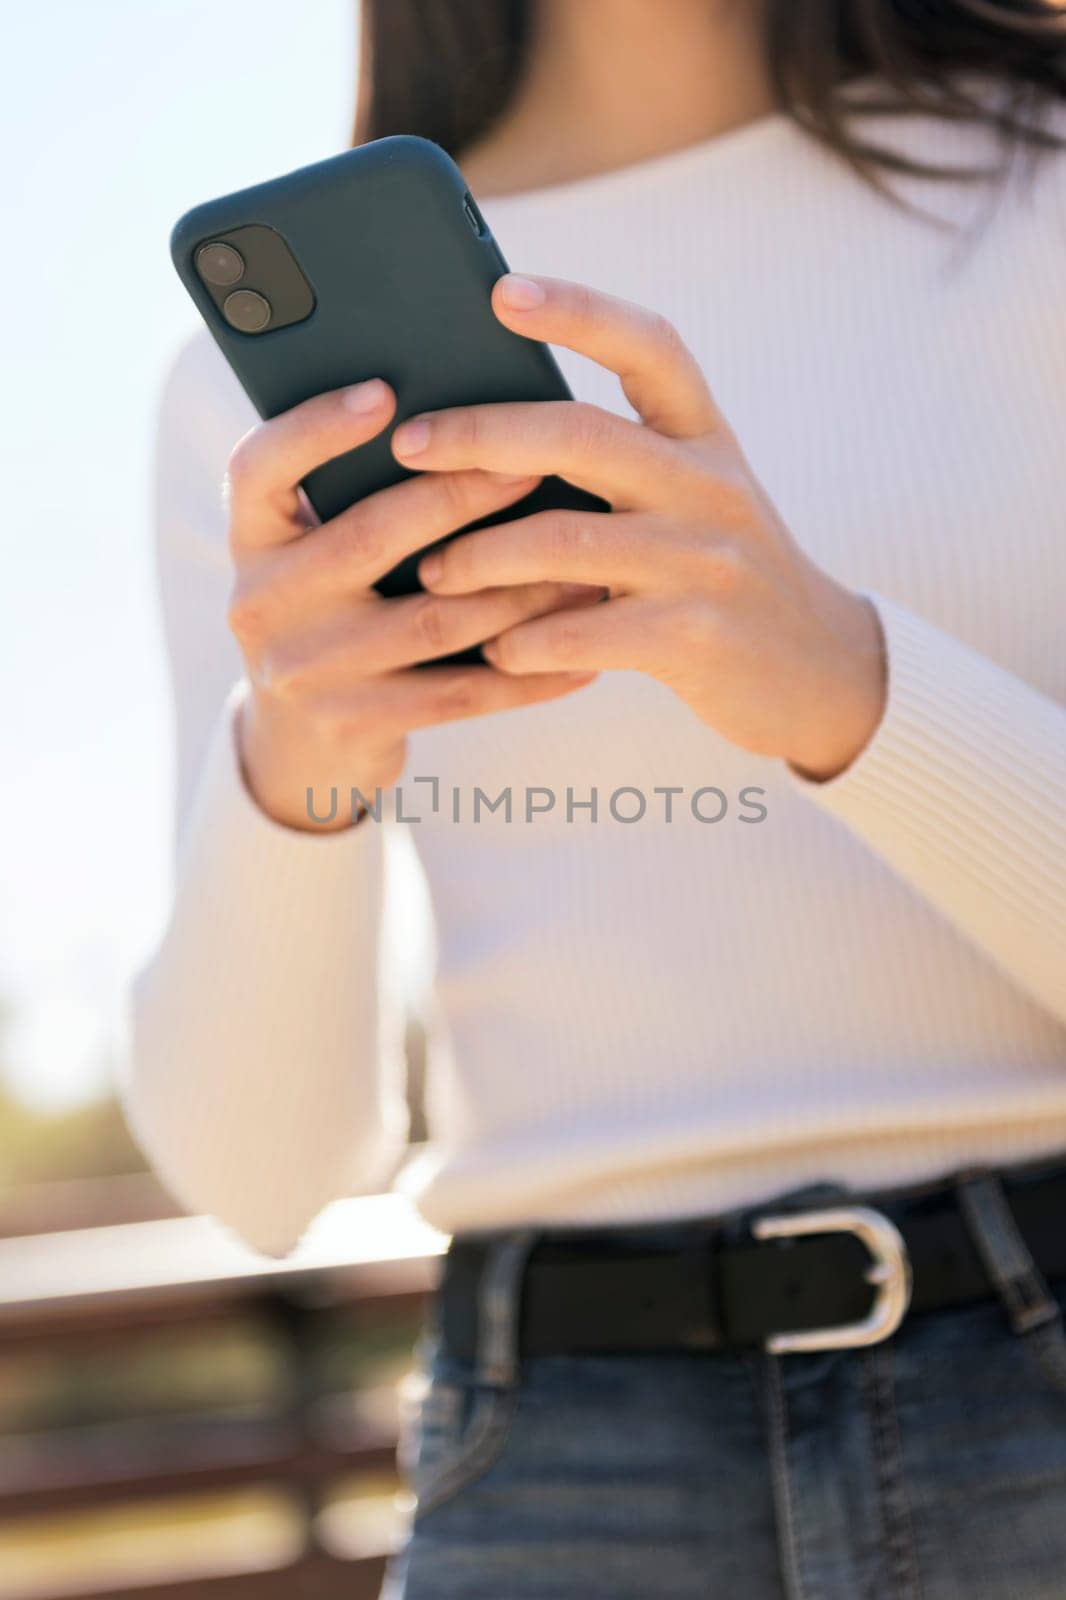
[190,224,312,336]
[223,289,272,334]
[196,241,245,287]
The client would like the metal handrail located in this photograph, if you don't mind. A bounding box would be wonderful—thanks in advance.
[0,1192,447,1599]
[0,1191,448,1325]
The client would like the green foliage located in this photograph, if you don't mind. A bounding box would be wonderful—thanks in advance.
[0,1083,146,1191]
[0,996,145,1190]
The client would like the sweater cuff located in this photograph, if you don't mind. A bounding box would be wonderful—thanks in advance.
[787,591,1063,862]
[177,679,385,896]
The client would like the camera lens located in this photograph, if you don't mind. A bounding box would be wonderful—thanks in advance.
[196,241,245,287]
[222,289,272,334]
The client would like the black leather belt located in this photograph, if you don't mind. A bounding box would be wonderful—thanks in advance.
[439,1159,1066,1360]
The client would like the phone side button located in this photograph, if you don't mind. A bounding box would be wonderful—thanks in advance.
[462,193,486,235]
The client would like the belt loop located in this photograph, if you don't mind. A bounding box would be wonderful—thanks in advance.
[957,1170,1058,1335]
[474,1228,538,1389]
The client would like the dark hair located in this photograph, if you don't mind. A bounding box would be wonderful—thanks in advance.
[355,0,1065,188]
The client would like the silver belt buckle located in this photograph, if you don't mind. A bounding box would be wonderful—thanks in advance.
[752,1205,913,1354]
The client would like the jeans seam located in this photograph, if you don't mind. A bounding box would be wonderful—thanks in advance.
[763,1354,810,1600]
[861,1341,924,1600]
[412,1227,536,1522]
[413,1382,520,1521]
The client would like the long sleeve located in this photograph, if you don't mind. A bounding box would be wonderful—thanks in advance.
[123,337,409,1257]
[790,592,1066,1023]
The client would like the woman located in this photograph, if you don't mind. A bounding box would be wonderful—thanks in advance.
[128,2,1066,1595]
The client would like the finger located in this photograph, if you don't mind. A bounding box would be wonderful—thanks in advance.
[228,379,396,549]
[482,594,671,676]
[265,583,601,689]
[392,398,692,511]
[281,468,542,600]
[418,508,691,596]
[312,664,597,735]
[492,275,723,440]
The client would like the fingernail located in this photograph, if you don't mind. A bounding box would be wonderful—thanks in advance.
[344,378,387,413]
[393,417,430,456]
[560,583,604,600]
[498,274,546,311]
[419,552,444,586]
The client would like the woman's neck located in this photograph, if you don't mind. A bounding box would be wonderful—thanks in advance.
[460,0,775,199]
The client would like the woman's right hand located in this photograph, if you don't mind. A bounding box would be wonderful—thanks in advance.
[225,379,599,831]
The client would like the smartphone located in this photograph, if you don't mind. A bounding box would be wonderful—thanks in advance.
[171,135,609,664]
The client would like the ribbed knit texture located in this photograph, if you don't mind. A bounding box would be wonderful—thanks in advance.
[127,107,1066,1256]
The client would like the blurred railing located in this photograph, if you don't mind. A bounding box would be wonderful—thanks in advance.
[0,1194,447,1600]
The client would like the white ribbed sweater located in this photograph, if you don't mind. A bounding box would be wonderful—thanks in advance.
[128,108,1066,1257]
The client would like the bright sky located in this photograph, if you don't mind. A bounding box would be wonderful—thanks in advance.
[0,0,361,1108]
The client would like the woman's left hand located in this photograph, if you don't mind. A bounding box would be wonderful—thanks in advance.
[392,274,886,780]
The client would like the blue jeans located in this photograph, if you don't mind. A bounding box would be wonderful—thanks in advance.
[382,1173,1066,1598]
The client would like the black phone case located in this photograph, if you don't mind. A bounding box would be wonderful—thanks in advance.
[171,135,608,664]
